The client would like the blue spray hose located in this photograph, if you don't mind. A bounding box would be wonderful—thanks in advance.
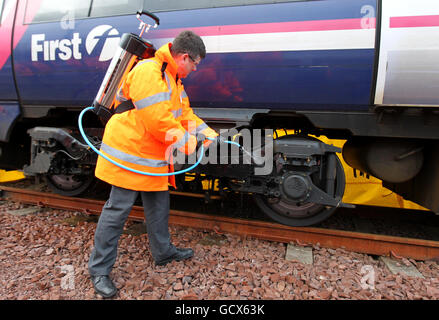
[78,106,239,176]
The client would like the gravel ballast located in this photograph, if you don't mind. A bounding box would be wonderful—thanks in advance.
[0,201,438,300]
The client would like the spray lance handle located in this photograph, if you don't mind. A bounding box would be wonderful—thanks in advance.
[203,135,233,147]
[136,9,160,37]
[215,135,229,145]
[137,9,160,25]
[198,134,230,145]
[196,133,229,153]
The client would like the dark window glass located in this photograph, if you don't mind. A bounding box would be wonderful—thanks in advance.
[146,0,308,12]
[25,0,91,24]
[89,0,142,18]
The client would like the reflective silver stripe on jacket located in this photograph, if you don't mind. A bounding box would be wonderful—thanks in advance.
[116,85,128,102]
[181,90,188,99]
[100,142,168,167]
[190,122,208,135]
[164,72,171,92]
[135,59,158,68]
[135,91,171,110]
[132,61,174,110]
[115,60,157,103]
[171,108,183,118]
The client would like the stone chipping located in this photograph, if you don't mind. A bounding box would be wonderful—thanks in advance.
[0,201,438,300]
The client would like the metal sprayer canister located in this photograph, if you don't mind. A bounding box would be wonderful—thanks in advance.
[92,33,155,110]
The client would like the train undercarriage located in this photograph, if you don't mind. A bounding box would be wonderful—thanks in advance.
[18,121,349,227]
[3,106,439,227]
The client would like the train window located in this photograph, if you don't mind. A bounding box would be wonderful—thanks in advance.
[25,0,91,24]
[89,0,142,18]
[146,0,310,12]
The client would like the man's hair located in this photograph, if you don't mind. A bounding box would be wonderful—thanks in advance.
[171,31,206,60]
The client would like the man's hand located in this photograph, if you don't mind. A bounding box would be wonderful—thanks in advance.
[178,134,197,155]
[199,127,219,148]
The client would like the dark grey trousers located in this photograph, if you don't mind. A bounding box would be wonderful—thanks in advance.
[88,185,178,276]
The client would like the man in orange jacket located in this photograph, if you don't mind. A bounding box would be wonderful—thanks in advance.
[88,31,218,298]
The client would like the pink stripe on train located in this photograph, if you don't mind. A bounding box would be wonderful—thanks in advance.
[148,18,376,39]
[390,15,439,28]
[0,0,42,70]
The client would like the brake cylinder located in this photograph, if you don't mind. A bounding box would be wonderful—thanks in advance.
[342,138,424,183]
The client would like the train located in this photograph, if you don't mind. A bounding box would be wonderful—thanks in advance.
[1,0,438,227]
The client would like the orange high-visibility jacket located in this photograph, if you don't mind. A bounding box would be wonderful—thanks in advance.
[95,43,218,191]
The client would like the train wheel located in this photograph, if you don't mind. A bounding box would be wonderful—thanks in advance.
[254,155,345,227]
[45,174,94,197]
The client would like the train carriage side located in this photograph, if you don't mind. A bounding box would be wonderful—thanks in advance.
[0,0,438,226]
[145,0,377,112]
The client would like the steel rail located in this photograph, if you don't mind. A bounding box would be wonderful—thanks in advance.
[1,185,439,261]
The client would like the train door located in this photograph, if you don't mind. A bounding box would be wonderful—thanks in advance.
[0,0,18,101]
[0,0,21,144]
[374,0,439,106]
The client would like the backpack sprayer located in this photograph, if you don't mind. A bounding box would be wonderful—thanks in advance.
[78,10,240,176]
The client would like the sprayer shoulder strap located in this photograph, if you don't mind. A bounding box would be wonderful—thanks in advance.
[114,61,167,114]
[114,100,135,114]
[107,61,169,118]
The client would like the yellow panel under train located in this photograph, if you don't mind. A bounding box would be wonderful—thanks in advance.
[199,130,427,211]
[0,170,25,183]
[315,136,427,211]
[272,130,427,210]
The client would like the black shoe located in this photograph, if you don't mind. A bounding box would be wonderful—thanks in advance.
[91,275,117,298]
[155,248,194,266]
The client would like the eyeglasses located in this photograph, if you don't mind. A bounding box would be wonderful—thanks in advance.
[187,54,200,66]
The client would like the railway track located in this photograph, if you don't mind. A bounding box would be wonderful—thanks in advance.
[1,185,439,261]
